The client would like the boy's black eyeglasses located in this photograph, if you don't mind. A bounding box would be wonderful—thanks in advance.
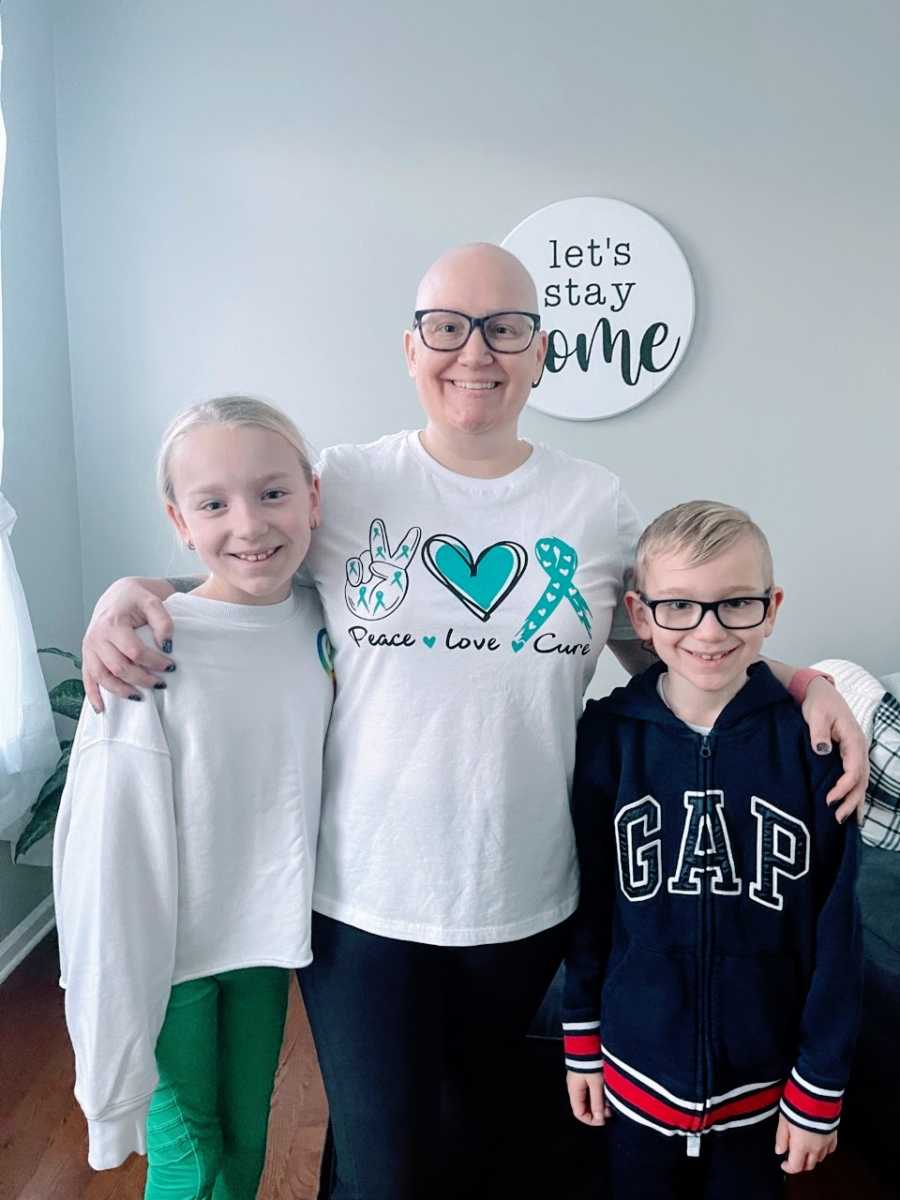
[639,591,773,631]
[413,309,541,353]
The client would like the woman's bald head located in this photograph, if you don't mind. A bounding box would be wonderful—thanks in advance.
[414,243,539,313]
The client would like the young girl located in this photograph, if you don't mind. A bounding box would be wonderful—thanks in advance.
[53,397,332,1197]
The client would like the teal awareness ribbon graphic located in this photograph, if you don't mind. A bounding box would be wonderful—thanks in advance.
[511,538,592,652]
[317,628,336,680]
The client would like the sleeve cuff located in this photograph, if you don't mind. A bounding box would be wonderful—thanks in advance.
[87,1103,149,1170]
[562,1019,603,1072]
[779,1068,843,1133]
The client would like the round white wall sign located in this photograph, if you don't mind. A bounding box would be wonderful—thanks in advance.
[503,197,694,420]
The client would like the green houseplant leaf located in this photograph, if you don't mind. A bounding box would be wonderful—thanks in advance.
[14,742,73,860]
[48,678,86,720]
[14,644,84,861]
[38,646,83,671]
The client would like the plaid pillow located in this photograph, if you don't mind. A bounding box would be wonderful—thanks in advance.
[862,692,900,850]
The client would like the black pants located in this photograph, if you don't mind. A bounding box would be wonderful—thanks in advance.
[299,911,572,1200]
[606,1113,785,1200]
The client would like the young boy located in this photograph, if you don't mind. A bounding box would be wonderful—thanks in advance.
[563,501,862,1199]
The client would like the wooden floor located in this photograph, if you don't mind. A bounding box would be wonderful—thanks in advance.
[0,932,327,1200]
[0,931,893,1199]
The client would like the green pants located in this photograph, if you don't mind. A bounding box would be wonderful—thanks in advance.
[145,967,289,1200]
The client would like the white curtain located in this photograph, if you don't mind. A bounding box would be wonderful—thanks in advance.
[0,19,61,843]
[0,497,60,837]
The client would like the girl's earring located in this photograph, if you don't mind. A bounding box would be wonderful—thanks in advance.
[187,540,195,551]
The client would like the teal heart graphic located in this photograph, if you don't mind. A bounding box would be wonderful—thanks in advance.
[434,544,515,610]
[423,635,436,648]
[421,536,528,622]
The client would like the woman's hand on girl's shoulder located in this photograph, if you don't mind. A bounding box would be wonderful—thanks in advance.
[83,577,176,712]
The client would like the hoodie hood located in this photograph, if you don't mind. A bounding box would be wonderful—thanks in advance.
[596,660,792,734]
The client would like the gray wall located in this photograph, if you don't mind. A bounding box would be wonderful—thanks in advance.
[48,0,899,684]
[1,0,897,939]
[1,2,82,935]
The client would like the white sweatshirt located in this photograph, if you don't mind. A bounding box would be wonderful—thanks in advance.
[53,590,332,1169]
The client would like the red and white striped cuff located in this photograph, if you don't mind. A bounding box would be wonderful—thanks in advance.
[563,1020,603,1073]
[779,1068,844,1133]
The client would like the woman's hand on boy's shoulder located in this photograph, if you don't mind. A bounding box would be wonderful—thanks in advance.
[566,1069,610,1126]
[801,676,869,824]
[775,1113,837,1173]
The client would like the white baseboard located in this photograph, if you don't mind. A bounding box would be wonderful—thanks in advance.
[0,894,56,985]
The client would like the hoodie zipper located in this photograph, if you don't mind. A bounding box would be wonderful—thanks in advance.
[694,732,713,1154]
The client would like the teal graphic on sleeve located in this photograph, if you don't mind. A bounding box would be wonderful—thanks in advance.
[345,518,422,620]
[511,538,592,652]
[421,536,527,622]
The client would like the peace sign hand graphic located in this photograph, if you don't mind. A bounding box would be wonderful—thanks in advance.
[344,518,422,621]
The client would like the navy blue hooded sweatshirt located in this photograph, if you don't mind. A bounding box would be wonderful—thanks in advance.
[563,662,862,1144]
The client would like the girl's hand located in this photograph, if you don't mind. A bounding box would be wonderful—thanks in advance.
[802,677,869,823]
[775,1114,837,1173]
[83,578,176,712]
[566,1070,610,1126]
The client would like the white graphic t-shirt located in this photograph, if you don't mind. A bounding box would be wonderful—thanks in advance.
[307,431,642,945]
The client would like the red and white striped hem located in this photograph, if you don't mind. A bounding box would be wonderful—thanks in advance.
[600,1046,782,1138]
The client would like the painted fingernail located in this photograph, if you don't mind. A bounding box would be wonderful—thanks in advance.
[162,639,173,654]
[91,705,101,715]
[153,682,167,690]
[165,663,177,673]
[128,693,142,702]
[815,742,831,755]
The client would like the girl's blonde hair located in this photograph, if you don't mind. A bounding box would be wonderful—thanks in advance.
[634,500,774,591]
[157,396,314,503]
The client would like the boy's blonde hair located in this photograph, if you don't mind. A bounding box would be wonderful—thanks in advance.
[634,500,774,592]
[157,396,314,504]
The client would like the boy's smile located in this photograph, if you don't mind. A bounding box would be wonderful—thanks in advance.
[626,536,784,727]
